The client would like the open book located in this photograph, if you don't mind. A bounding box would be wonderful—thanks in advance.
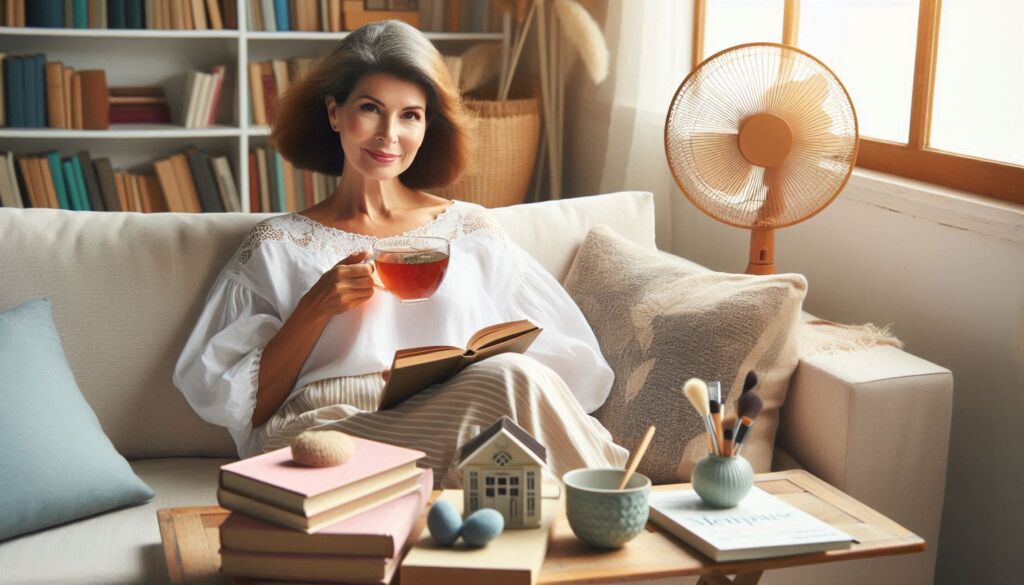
[378,320,542,410]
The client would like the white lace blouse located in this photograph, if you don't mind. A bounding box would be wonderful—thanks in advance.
[173,200,614,457]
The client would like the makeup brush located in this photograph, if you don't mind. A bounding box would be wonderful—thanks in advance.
[742,371,759,394]
[733,416,755,456]
[708,380,723,418]
[722,427,734,457]
[708,389,725,457]
[682,378,719,455]
[732,389,764,437]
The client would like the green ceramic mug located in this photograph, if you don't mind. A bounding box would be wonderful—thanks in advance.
[563,468,651,549]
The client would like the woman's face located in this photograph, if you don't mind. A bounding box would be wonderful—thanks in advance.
[327,73,429,182]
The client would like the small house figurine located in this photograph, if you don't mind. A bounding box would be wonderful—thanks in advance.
[457,416,547,529]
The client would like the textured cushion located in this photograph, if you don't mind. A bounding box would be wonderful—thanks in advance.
[563,226,807,484]
[0,298,154,542]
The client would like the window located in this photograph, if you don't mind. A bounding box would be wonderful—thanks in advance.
[695,0,1024,204]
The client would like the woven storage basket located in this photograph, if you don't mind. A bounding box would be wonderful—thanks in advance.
[436,97,540,208]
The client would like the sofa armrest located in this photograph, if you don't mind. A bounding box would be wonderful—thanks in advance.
[777,345,952,582]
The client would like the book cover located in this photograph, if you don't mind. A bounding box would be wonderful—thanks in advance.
[46,151,71,210]
[153,158,184,212]
[378,320,542,410]
[218,470,422,534]
[76,151,105,211]
[221,467,432,557]
[648,487,854,562]
[219,437,425,516]
[169,152,202,212]
[44,62,66,129]
[92,158,121,211]
[69,155,90,210]
[79,69,109,130]
[210,156,240,212]
[185,147,224,212]
[401,488,557,585]
[248,151,260,212]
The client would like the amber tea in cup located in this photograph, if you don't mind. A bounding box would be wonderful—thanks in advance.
[371,236,450,303]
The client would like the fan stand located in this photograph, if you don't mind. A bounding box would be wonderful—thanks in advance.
[737,113,792,275]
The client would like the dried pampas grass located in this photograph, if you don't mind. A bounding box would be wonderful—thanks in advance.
[554,0,608,84]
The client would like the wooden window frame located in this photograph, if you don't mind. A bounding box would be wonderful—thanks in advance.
[693,0,1024,205]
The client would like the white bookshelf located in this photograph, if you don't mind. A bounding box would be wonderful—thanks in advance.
[0,5,507,212]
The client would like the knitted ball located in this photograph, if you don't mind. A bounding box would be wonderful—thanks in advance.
[427,500,463,547]
[290,430,356,467]
[461,508,504,547]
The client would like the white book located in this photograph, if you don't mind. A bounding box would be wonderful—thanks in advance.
[261,0,277,31]
[182,70,201,128]
[649,487,853,562]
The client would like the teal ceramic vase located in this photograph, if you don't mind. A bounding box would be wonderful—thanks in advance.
[563,468,651,549]
[692,455,753,508]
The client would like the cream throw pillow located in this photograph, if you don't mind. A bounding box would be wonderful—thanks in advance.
[564,226,807,484]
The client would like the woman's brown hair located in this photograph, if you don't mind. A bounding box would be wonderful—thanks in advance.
[271,20,473,189]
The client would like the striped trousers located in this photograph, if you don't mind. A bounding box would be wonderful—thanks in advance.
[257,353,628,488]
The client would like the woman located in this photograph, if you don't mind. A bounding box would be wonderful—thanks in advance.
[173,20,626,487]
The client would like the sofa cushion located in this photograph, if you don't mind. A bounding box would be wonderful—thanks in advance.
[0,457,230,585]
[563,226,807,484]
[0,298,154,542]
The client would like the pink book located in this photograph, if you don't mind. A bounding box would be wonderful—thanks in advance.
[220,468,432,558]
[206,65,226,126]
[220,437,425,516]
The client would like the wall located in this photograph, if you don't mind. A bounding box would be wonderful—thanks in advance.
[562,2,1024,583]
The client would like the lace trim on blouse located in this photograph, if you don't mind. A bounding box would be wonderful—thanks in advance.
[230,201,506,274]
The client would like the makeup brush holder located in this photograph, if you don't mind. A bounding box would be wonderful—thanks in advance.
[692,455,754,508]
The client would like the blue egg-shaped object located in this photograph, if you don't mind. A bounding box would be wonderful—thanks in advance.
[461,508,505,548]
[427,500,463,546]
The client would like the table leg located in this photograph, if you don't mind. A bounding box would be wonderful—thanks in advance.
[696,571,764,585]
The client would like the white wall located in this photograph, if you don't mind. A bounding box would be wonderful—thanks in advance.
[563,2,1024,583]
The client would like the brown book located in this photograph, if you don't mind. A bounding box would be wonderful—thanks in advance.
[170,0,184,29]
[378,320,542,411]
[247,62,267,126]
[190,0,207,29]
[154,158,186,211]
[221,548,397,584]
[114,172,130,211]
[109,86,166,97]
[129,174,145,212]
[62,67,73,131]
[71,72,83,129]
[15,157,42,208]
[88,0,101,28]
[37,157,59,209]
[169,152,202,212]
[109,95,169,106]
[80,70,109,130]
[142,174,169,212]
[182,0,194,29]
[205,0,223,28]
[260,61,277,124]
[329,0,343,32]
[281,156,296,211]
[44,62,66,129]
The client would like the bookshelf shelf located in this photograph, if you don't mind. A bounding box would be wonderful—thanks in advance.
[0,3,510,213]
[0,26,240,39]
[0,125,243,139]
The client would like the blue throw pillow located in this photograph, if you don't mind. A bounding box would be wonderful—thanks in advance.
[0,298,154,541]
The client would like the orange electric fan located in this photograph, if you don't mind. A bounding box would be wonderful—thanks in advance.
[664,43,859,274]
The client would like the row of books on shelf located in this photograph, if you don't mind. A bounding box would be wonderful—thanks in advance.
[217,437,430,584]
[249,146,338,213]
[0,53,226,128]
[247,57,314,126]
[0,147,239,212]
[1,0,237,30]
[245,0,502,33]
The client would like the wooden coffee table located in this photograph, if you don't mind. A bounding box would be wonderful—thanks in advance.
[158,469,924,585]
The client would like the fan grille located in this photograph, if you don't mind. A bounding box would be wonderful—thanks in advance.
[665,43,858,229]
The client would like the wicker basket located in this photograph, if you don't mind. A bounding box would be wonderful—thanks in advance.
[436,97,541,208]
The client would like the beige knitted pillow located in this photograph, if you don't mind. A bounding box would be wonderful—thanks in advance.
[564,226,807,484]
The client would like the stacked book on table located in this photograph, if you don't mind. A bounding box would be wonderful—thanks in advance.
[217,437,431,584]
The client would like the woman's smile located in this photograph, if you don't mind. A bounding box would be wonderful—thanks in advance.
[363,148,401,164]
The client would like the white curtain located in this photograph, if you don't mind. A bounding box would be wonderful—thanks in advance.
[592,0,692,249]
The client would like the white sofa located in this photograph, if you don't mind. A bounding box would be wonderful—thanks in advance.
[0,191,952,585]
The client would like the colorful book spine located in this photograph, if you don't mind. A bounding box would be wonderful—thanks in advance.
[274,0,290,31]
[47,152,71,209]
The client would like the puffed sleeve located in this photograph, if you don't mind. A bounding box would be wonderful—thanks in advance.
[498,243,615,413]
[173,248,284,455]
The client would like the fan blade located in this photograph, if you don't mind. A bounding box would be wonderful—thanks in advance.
[685,132,755,195]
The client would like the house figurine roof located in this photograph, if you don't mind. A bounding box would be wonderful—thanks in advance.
[458,416,547,466]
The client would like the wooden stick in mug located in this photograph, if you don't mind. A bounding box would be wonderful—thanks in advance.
[618,425,656,490]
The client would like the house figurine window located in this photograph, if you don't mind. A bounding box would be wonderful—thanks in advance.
[493,451,512,466]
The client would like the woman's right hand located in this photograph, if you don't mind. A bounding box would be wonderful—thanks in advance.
[301,250,377,317]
